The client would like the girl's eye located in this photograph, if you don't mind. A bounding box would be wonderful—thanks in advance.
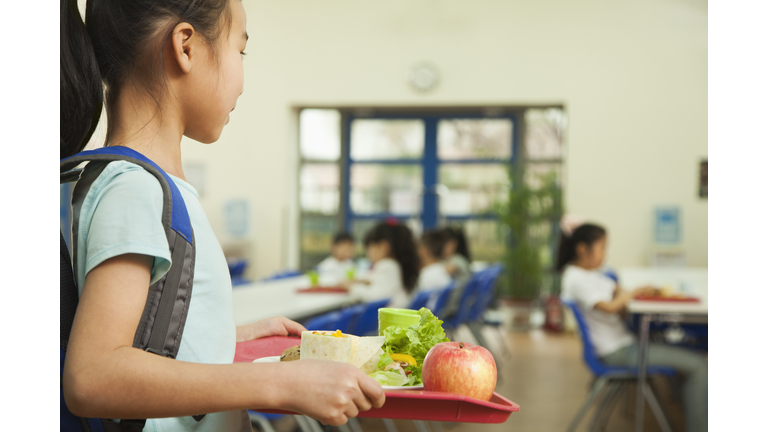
[240,51,247,57]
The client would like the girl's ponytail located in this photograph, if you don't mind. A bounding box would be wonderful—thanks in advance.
[364,221,421,293]
[60,0,103,159]
[556,223,607,272]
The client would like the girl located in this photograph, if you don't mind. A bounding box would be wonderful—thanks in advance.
[60,1,384,430]
[441,226,473,317]
[349,221,420,308]
[557,222,707,432]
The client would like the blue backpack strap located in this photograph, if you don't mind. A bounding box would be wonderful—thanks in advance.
[60,146,205,429]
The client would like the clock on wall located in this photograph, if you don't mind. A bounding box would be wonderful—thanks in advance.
[407,61,440,94]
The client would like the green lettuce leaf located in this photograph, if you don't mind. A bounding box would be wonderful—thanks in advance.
[369,370,409,386]
[379,307,450,385]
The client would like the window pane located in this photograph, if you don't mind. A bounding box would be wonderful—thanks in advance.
[300,109,340,160]
[462,220,507,263]
[300,163,339,214]
[524,108,566,160]
[300,215,339,270]
[439,164,509,216]
[351,119,424,160]
[437,119,513,160]
[524,163,562,189]
[350,164,423,214]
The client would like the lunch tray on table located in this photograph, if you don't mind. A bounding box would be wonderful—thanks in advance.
[634,296,700,302]
[234,336,520,423]
[295,287,348,294]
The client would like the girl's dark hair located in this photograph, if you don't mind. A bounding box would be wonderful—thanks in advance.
[364,221,420,293]
[442,226,472,262]
[60,0,233,159]
[420,230,447,260]
[556,223,607,272]
[333,232,355,245]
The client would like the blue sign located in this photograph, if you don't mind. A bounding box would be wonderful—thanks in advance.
[225,200,249,237]
[655,207,681,244]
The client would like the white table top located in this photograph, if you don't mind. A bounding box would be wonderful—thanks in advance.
[231,275,355,326]
[619,267,708,315]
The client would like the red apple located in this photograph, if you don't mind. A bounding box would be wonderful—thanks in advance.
[422,341,497,401]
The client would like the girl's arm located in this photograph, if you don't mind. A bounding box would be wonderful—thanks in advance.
[63,254,385,425]
[236,316,306,343]
[593,285,658,314]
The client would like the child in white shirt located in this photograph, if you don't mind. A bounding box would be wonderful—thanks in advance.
[558,222,707,432]
[316,232,355,285]
[416,230,452,293]
[348,220,420,308]
[441,226,473,317]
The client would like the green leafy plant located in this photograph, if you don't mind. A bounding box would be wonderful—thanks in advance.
[494,163,563,300]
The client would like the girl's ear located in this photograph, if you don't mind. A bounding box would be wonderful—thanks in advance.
[574,242,588,260]
[171,22,197,74]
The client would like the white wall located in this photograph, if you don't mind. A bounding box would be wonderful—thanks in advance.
[177,0,707,278]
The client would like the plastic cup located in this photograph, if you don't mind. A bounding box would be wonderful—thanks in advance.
[307,271,319,287]
[346,268,355,281]
[378,308,420,335]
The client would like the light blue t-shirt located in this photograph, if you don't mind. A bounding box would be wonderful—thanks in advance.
[74,161,251,432]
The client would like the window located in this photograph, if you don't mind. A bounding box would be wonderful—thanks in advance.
[297,107,565,271]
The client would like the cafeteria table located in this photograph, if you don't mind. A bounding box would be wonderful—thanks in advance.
[231,275,356,326]
[620,267,708,432]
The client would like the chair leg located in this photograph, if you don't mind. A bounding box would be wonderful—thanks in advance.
[649,378,678,431]
[294,416,316,432]
[644,383,673,432]
[248,413,277,432]
[595,381,628,432]
[347,418,364,432]
[413,420,432,432]
[566,376,610,432]
[467,322,490,348]
[588,381,621,432]
[381,419,399,432]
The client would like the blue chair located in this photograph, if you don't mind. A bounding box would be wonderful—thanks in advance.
[304,304,365,334]
[427,282,456,319]
[464,265,503,349]
[442,271,484,331]
[407,290,433,311]
[260,270,303,282]
[562,300,675,432]
[351,299,390,336]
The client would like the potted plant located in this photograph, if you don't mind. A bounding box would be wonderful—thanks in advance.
[493,162,563,328]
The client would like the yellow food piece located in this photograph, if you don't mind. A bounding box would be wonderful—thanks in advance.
[332,329,348,338]
[390,353,417,367]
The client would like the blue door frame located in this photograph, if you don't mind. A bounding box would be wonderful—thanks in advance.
[342,113,518,233]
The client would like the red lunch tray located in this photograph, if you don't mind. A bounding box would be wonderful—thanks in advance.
[234,336,519,423]
[635,296,700,303]
[295,287,348,294]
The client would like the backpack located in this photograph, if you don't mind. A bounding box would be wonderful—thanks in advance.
[60,146,203,431]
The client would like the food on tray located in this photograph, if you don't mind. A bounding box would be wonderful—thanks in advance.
[423,341,497,401]
[368,307,450,387]
[300,330,385,374]
[280,345,300,362]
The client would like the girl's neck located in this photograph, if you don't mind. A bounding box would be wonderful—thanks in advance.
[106,86,186,179]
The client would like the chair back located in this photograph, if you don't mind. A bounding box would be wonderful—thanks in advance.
[561,300,617,376]
[443,271,484,329]
[305,304,364,334]
[467,264,503,322]
[426,281,455,319]
[408,290,433,310]
[351,299,390,336]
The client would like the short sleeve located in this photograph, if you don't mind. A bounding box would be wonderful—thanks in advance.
[561,267,614,311]
[77,162,172,289]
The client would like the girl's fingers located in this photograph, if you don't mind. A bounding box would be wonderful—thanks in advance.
[280,316,307,335]
[357,375,386,409]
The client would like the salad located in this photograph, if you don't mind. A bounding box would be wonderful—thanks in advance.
[368,307,450,387]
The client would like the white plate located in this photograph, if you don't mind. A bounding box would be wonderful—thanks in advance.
[252,356,281,363]
[251,356,424,390]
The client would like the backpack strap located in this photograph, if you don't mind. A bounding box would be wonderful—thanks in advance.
[60,146,206,429]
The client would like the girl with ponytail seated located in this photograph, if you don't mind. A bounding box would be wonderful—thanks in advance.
[557,218,707,432]
[348,220,421,309]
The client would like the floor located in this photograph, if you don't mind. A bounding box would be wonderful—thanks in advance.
[265,325,686,432]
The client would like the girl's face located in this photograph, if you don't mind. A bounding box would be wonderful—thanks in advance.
[442,239,457,259]
[366,241,391,264]
[182,0,248,144]
[576,235,607,270]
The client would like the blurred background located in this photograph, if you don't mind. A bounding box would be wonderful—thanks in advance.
[66,0,707,430]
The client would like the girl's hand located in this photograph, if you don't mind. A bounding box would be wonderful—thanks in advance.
[631,286,660,298]
[279,359,386,425]
[236,316,306,342]
[444,263,458,275]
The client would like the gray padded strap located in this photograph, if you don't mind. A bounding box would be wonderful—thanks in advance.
[70,161,110,288]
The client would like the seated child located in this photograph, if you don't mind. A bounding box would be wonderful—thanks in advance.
[349,220,420,309]
[316,232,356,285]
[416,230,452,292]
[441,226,473,317]
[558,221,707,432]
